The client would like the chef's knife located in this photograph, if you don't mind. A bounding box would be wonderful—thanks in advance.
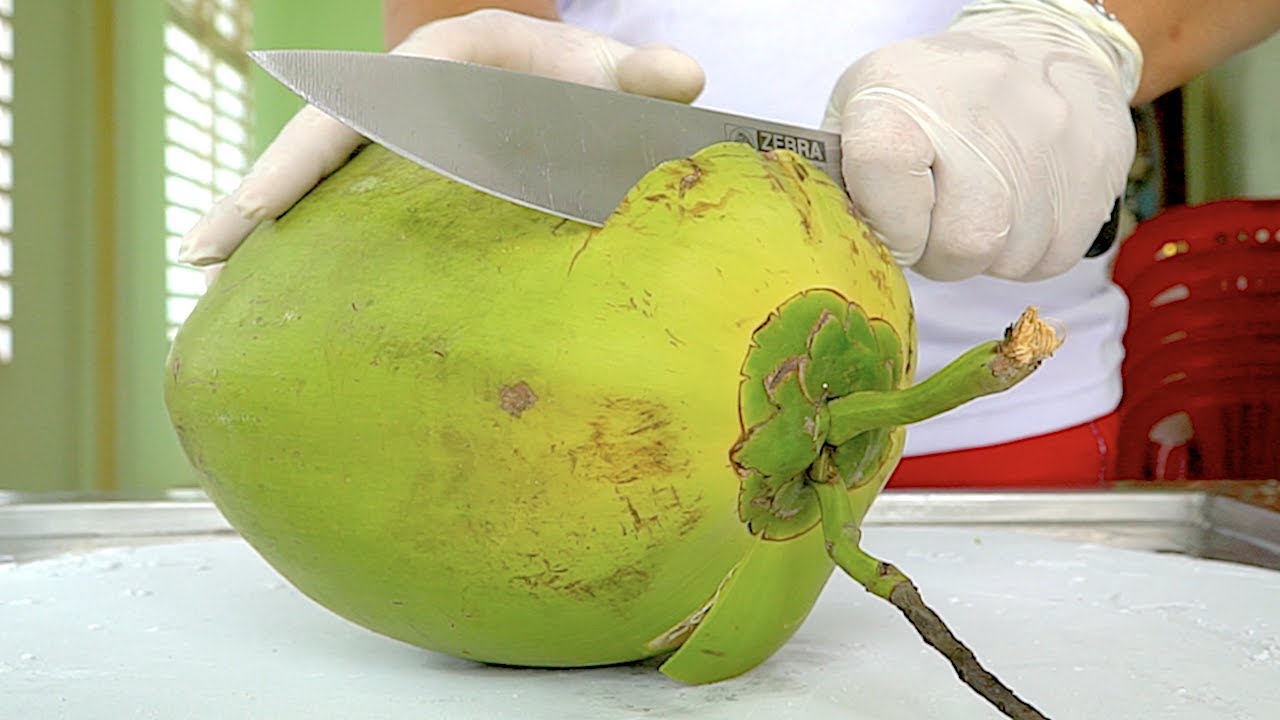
[249,50,1119,258]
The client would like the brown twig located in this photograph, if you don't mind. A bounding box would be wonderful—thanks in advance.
[887,577,1050,720]
[813,480,1052,720]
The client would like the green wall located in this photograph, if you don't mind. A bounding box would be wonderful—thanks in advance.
[2,2,98,495]
[0,4,1272,496]
[250,1,383,154]
[1184,32,1280,203]
[0,1,177,496]
[0,1,379,496]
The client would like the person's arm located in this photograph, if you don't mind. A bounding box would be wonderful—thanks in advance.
[383,0,559,47]
[1108,0,1280,104]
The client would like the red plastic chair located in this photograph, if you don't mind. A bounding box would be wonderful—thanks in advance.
[1112,199,1280,294]
[1112,199,1280,480]
[1122,331,1280,404]
[1117,375,1280,481]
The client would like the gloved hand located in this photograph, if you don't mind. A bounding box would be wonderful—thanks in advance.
[823,0,1143,281]
[179,8,705,279]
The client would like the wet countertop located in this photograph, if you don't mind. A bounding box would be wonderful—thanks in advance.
[1,483,1278,719]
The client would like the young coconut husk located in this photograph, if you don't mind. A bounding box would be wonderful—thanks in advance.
[167,142,1065,720]
[728,297,1063,720]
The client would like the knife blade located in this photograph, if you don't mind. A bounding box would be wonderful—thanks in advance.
[249,49,842,228]
[249,49,1119,257]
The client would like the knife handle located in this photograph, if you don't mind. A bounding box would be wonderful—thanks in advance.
[1084,197,1123,258]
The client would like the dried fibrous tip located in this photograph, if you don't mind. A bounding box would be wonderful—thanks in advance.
[992,307,1064,378]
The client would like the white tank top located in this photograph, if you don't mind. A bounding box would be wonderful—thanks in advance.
[558,0,1128,456]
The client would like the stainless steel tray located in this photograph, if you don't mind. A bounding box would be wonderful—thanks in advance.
[2,489,1278,570]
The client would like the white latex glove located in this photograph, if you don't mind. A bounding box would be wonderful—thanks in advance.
[823,0,1143,281]
[179,9,705,278]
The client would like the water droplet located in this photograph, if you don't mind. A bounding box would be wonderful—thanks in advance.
[19,653,36,662]
[87,623,104,631]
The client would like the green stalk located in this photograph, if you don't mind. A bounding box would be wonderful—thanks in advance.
[803,309,1065,720]
[734,304,1065,717]
[827,307,1063,444]
[812,476,1052,720]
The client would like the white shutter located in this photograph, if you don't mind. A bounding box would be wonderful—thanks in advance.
[0,0,13,364]
[163,0,252,340]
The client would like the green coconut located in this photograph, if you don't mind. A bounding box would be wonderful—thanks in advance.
[165,142,1060,719]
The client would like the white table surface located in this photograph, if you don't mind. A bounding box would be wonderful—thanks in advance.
[2,526,1277,720]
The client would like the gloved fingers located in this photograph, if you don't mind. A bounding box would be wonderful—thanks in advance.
[911,154,1013,281]
[615,45,704,103]
[980,96,1068,280]
[1009,99,1134,280]
[398,9,704,103]
[1018,44,1136,278]
[235,106,367,222]
[202,262,225,289]
[837,80,1018,281]
[177,106,365,266]
[819,0,1143,283]
[178,8,704,271]
[832,88,937,267]
[1054,123,1136,279]
[983,186,1057,280]
[178,193,260,267]
[1024,176,1129,280]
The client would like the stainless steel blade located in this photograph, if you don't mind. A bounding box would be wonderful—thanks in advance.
[249,50,844,227]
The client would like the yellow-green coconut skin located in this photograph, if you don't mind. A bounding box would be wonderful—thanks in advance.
[164,142,916,672]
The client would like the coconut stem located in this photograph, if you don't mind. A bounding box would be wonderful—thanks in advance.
[811,474,1052,720]
[825,307,1062,445]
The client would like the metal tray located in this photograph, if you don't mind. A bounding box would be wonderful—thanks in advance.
[2,488,1278,570]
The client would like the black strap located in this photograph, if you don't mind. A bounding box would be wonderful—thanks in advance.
[1085,197,1122,258]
